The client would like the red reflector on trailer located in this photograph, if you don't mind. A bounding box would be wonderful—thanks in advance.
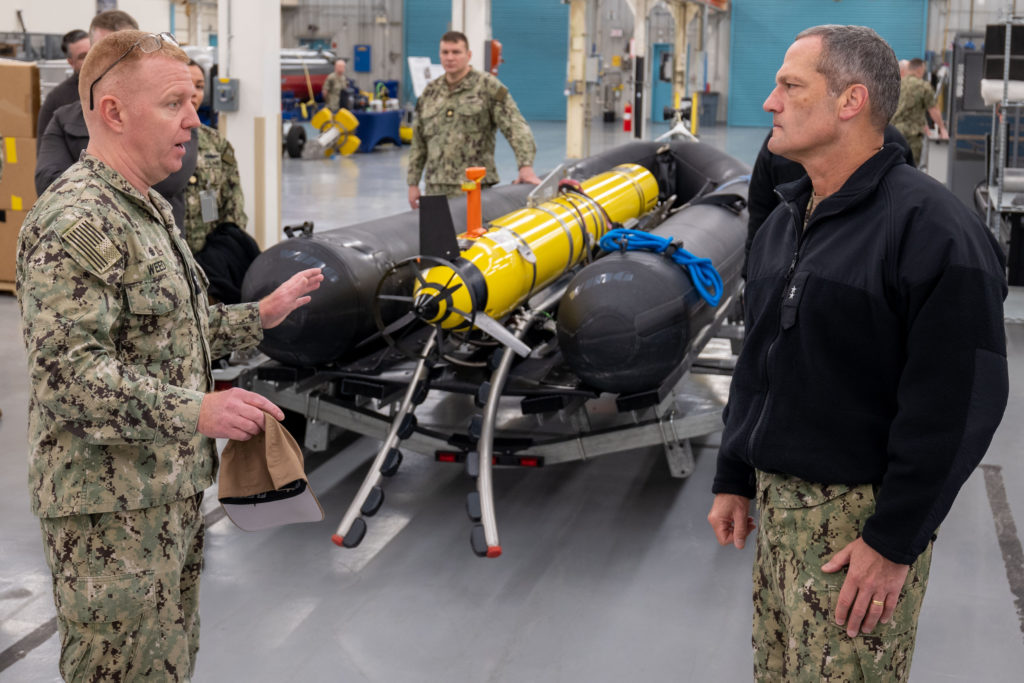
[436,452,458,463]
[518,457,540,467]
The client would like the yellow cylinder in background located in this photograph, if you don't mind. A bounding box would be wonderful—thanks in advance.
[415,163,658,330]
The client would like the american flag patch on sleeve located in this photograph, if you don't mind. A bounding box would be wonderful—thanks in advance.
[60,219,120,274]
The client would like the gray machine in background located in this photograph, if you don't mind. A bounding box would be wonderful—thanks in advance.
[947,32,990,208]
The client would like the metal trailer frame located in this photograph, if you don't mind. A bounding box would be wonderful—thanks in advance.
[230,286,742,555]
[234,292,741,482]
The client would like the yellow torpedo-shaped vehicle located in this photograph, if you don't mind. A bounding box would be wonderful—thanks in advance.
[413,163,658,339]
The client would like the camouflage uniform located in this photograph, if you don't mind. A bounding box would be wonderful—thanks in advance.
[17,153,263,681]
[321,73,354,112]
[891,75,936,166]
[753,471,933,682]
[183,124,247,254]
[407,68,536,197]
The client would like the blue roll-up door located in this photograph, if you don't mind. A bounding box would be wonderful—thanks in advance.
[728,0,928,127]
[403,0,452,104]
[492,0,569,120]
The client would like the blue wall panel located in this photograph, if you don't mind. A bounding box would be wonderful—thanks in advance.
[728,0,928,127]
[491,0,569,120]
[403,0,452,103]
[402,0,567,120]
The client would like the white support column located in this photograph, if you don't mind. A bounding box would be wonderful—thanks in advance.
[185,0,200,49]
[566,0,588,159]
[672,1,688,107]
[451,0,491,72]
[217,0,281,249]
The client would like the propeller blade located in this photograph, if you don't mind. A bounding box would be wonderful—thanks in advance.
[471,312,532,357]
[356,310,419,348]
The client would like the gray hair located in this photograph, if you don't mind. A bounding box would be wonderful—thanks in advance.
[795,25,900,130]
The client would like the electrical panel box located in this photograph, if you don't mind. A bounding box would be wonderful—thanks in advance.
[214,78,239,112]
[353,45,371,72]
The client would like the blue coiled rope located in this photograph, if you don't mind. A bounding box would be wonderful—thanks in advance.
[599,228,724,306]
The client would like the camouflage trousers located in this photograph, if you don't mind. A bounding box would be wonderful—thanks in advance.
[753,471,933,682]
[39,493,205,682]
[906,134,924,167]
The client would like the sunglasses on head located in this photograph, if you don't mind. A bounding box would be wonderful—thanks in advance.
[89,32,179,111]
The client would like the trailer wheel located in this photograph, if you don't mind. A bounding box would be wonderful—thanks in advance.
[285,124,307,158]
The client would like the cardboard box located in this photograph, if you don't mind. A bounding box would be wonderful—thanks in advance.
[0,59,41,138]
[0,208,26,283]
[0,137,37,211]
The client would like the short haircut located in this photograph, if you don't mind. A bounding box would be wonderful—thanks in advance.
[441,31,469,48]
[334,57,346,66]
[89,10,138,36]
[795,25,900,130]
[79,29,189,106]
[61,29,88,56]
[908,58,926,70]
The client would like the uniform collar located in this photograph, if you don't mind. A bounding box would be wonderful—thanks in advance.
[446,67,478,91]
[78,152,177,227]
[775,143,908,211]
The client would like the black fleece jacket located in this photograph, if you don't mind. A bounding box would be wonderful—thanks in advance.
[713,143,1009,565]
[744,126,914,278]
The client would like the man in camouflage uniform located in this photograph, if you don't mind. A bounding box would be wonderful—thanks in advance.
[183,60,258,304]
[17,31,323,682]
[184,61,247,255]
[322,58,356,113]
[708,26,1007,682]
[891,57,948,166]
[407,30,540,209]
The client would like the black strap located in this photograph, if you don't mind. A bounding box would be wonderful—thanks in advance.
[689,192,747,215]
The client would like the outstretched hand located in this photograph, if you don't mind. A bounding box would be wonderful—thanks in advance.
[197,387,285,441]
[822,537,910,637]
[513,165,542,185]
[259,267,323,329]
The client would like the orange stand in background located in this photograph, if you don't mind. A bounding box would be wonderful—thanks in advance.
[462,167,487,238]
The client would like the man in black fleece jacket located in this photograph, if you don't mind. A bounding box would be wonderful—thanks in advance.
[708,25,1008,682]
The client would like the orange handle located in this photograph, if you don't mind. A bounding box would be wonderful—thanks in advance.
[463,167,487,238]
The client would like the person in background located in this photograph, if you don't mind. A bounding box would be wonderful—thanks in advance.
[35,10,199,231]
[322,57,357,113]
[708,25,1007,682]
[37,28,90,149]
[184,60,258,304]
[407,30,540,209]
[18,30,323,681]
[891,57,949,166]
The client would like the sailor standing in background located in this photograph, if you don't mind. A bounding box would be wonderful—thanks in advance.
[407,30,540,208]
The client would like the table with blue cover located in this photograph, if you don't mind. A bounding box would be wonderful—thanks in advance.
[353,110,403,153]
